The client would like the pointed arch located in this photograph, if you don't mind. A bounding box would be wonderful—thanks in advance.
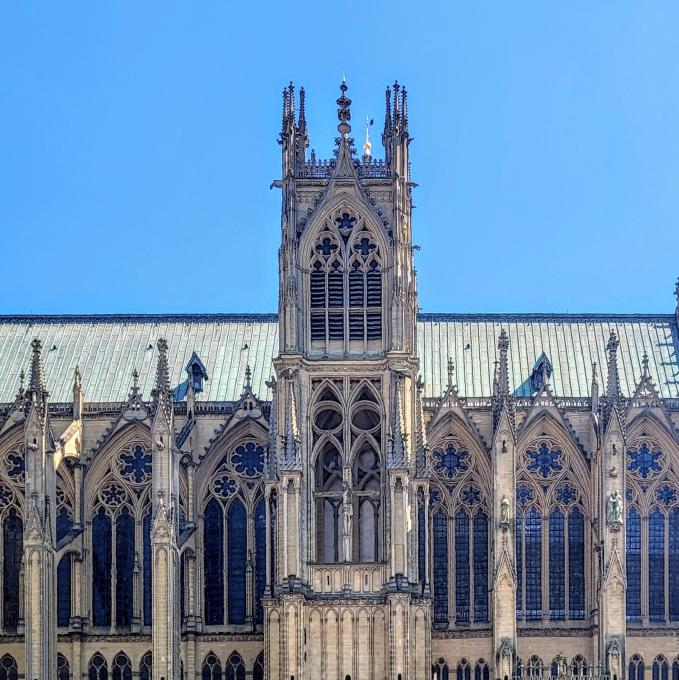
[253,652,264,680]
[202,652,223,680]
[2,507,22,632]
[139,651,152,680]
[88,653,108,680]
[115,506,135,626]
[57,653,70,680]
[92,506,112,626]
[227,498,247,624]
[225,651,246,680]
[629,655,645,680]
[204,497,224,625]
[0,654,17,680]
[112,652,132,680]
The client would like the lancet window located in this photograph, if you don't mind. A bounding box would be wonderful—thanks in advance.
[57,653,70,680]
[515,432,588,623]
[202,438,266,627]
[308,208,383,349]
[139,652,152,680]
[89,440,153,629]
[312,379,383,563]
[0,445,24,634]
[88,653,108,680]
[625,432,679,624]
[429,433,490,627]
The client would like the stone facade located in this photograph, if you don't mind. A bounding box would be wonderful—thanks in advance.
[0,81,678,680]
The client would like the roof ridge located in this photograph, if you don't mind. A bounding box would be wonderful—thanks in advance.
[0,312,674,323]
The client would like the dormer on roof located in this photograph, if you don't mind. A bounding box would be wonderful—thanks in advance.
[174,352,209,401]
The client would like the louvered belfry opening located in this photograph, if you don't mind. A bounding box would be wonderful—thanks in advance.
[308,208,382,350]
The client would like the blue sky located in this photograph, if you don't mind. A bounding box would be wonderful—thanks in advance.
[2,2,678,314]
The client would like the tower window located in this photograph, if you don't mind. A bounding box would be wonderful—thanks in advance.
[308,210,382,347]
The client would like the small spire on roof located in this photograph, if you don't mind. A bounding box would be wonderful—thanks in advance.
[591,361,599,412]
[641,351,650,377]
[298,86,306,128]
[337,79,352,136]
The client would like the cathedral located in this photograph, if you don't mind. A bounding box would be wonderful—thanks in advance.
[1,80,679,680]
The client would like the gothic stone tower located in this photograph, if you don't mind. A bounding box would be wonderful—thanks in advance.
[264,81,431,680]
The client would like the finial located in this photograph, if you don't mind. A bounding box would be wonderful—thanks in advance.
[384,85,392,133]
[675,276,679,308]
[337,79,352,136]
[363,116,372,159]
[131,367,140,394]
[498,328,509,352]
[393,81,400,125]
[18,369,25,396]
[152,338,172,411]
[298,86,306,128]
[28,338,47,397]
[73,365,82,390]
[607,330,619,355]
[244,364,252,390]
[592,361,598,384]
[447,358,455,388]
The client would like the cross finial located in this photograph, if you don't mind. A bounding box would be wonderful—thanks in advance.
[245,364,252,390]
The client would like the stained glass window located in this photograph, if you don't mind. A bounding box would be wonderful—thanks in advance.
[418,495,426,586]
[139,651,152,680]
[455,508,470,624]
[57,553,71,627]
[629,656,645,680]
[548,508,565,620]
[228,499,247,624]
[226,652,246,680]
[0,654,18,680]
[670,508,679,621]
[475,661,490,680]
[653,657,669,680]
[626,507,642,620]
[515,513,523,620]
[433,659,450,680]
[88,653,108,680]
[253,652,265,680]
[255,498,266,625]
[202,653,223,680]
[204,499,224,625]
[57,653,70,680]
[433,509,448,625]
[525,508,542,620]
[2,509,22,631]
[473,510,488,622]
[649,507,665,621]
[568,506,585,619]
[457,660,471,680]
[112,652,132,680]
[115,507,135,626]
[92,508,112,626]
[143,510,152,626]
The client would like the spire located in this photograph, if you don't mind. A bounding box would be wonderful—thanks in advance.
[384,85,392,134]
[28,338,47,398]
[152,338,173,417]
[602,330,625,432]
[605,330,621,403]
[283,377,300,469]
[492,329,515,434]
[298,86,306,130]
[591,362,599,413]
[388,374,407,467]
[337,79,352,137]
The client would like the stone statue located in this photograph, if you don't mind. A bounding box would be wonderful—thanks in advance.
[500,495,510,525]
[342,480,353,537]
[607,489,623,525]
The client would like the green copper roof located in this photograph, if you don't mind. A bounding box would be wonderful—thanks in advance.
[0,313,676,403]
